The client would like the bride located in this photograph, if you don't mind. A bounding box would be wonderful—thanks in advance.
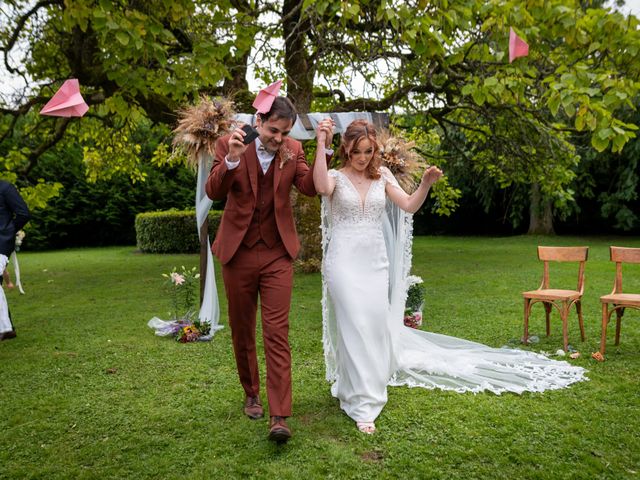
[313,119,586,435]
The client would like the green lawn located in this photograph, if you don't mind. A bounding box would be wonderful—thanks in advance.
[1,236,639,479]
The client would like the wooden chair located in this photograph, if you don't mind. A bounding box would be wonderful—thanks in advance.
[599,246,640,356]
[522,246,588,352]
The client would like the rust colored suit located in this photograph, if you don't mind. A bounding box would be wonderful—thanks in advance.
[206,134,319,417]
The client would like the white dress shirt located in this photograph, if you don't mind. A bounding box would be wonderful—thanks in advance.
[225,138,274,173]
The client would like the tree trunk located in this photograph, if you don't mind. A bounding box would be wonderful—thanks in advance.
[222,50,250,94]
[527,183,555,235]
[282,0,315,111]
[282,0,321,271]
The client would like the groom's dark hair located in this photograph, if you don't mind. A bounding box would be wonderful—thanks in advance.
[259,97,297,126]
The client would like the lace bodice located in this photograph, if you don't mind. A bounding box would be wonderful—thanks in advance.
[328,169,391,228]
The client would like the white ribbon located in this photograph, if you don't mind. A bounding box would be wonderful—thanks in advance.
[10,251,24,294]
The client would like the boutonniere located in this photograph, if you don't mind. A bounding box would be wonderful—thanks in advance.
[279,146,294,169]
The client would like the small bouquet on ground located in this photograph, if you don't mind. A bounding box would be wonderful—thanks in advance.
[147,266,212,342]
[404,275,426,329]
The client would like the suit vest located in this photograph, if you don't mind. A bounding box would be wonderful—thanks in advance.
[242,159,280,248]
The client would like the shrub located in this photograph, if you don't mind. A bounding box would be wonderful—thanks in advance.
[24,143,202,250]
[136,209,222,253]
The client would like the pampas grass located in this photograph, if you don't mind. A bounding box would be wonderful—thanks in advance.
[172,96,236,166]
[378,130,427,193]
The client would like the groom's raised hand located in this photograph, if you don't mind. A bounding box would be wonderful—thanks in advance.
[227,126,250,162]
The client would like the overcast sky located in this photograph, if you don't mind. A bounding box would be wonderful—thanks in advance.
[621,0,640,14]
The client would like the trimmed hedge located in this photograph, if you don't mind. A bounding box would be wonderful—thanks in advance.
[135,209,223,253]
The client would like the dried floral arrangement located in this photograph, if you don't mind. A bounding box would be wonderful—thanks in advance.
[172,96,236,167]
[378,130,428,193]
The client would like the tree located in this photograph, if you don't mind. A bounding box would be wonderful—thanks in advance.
[1,0,256,200]
[290,0,640,232]
[2,0,640,237]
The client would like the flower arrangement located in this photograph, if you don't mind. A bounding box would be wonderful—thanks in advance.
[172,96,236,167]
[379,130,428,193]
[148,266,211,342]
[404,275,426,329]
[163,266,199,320]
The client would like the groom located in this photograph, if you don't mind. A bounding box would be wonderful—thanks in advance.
[206,90,333,443]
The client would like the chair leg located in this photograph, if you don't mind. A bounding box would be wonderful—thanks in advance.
[615,307,625,346]
[576,301,586,342]
[544,302,552,337]
[523,298,531,344]
[561,302,569,352]
[600,303,609,355]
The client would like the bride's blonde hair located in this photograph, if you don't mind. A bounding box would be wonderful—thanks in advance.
[339,119,381,180]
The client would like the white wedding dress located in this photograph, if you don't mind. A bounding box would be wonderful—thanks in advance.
[321,169,586,423]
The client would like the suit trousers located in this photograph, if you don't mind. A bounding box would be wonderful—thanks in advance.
[222,240,293,417]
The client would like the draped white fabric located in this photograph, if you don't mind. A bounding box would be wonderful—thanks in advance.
[10,251,24,294]
[321,168,587,423]
[196,152,222,336]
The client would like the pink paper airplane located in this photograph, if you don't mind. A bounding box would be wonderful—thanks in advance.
[252,80,283,113]
[40,79,89,117]
[509,27,529,63]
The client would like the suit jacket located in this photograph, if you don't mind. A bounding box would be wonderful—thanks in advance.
[0,181,30,257]
[206,135,320,265]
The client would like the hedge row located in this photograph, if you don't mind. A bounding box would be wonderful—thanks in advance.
[135,209,223,253]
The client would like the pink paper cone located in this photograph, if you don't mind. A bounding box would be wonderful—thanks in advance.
[509,27,529,63]
[40,79,89,117]
[252,80,283,113]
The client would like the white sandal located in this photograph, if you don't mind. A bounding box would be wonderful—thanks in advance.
[356,421,376,434]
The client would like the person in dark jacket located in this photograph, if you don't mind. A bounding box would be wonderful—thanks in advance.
[0,181,30,340]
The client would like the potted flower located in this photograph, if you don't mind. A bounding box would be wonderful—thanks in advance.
[404,275,426,329]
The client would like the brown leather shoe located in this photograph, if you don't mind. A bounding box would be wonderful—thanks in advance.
[0,330,16,341]
[268,416,291,444]
[244,396,264,419]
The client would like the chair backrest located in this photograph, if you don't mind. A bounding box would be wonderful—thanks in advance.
[609,246,640,294]
[610,246,640,264]
[537,246,589,292]
[538,246,589,262]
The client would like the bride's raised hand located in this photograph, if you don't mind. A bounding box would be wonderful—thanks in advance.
[316,118,335,148]
[313,118,337,196]
[421,165,443,187]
